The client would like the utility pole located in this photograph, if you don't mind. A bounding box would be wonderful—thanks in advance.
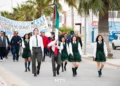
[84,15,87,55]
[71,7,74,28]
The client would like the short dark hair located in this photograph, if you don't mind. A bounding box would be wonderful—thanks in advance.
[96,35,104,42]
[33,28,39,34]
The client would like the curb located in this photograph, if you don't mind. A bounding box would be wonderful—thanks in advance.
[0,64,29,86]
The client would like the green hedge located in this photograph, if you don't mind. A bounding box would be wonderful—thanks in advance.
[59,27,74,34]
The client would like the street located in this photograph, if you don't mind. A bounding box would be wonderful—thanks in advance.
[0,54,120,86]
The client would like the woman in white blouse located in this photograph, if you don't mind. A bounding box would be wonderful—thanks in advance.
[59,37,69,72]
[69,36,82,77]
[93,35,107,77]
[22,34,31,72]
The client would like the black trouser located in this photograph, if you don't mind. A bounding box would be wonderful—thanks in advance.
[42,47,47,61]
[12,46,20,61]
[0,47,6,60]
[32,47,42,74]
[52,53,61,75]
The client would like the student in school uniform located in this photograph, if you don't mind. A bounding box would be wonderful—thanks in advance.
[69,36,82,77]
[22,34,31,72]
[48,39,61,77]
[30,28,44,77]
[93,35,107,77]
[60,37,69,72]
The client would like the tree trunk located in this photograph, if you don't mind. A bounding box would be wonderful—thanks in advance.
[71,7,74,28]
[98,10,113,58]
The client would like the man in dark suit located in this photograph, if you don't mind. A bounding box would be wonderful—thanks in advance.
[0,31,8,61]
[10,31,22,62]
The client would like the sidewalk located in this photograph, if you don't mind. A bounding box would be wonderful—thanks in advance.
[0,62,29,86]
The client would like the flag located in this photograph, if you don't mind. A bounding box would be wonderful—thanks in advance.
[53,4,59,40]
[53,4,59,29]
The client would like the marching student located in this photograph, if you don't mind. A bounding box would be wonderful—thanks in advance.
[48,39,61,77]
[60,37,69,72]
[93,35,107,77]
[22,34,31,72]
[69,36,82,77]
[30,28,44,77]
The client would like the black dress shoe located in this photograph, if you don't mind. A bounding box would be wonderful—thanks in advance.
[34,73,37,77]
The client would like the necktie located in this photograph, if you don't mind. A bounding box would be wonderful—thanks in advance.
[1,37,3,41]
[36,36,38,46]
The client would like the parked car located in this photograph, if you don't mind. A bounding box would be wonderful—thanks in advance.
[112,34,120,50]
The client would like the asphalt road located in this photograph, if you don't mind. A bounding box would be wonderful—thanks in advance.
[0,55,120,86]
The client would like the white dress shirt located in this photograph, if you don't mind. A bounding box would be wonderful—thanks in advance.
[48,40,61,52]
[30,35,44,52]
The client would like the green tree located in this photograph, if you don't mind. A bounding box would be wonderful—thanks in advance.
[1,11,13,19]
[78,0,120,57]
[59,26,73,33]
[1,0,55,21]
[26,0,53,18]
[12,4,35,21]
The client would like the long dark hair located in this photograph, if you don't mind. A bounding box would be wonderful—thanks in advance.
[71,36,77,42]
[96,35,104,42]
[23,34,29,41]
[61,37,65,42]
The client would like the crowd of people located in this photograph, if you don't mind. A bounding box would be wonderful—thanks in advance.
[0,28,107,78]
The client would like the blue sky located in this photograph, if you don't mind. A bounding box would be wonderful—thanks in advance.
[0,0,27,12]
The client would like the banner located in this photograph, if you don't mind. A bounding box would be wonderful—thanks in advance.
[0,15,48,36]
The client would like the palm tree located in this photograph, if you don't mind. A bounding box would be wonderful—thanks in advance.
[1,11,13,19]
[12,4,35,21]
[78,0,120,57]
[1,0,54,21]
[64,0,77,28]
[26,0,53,18]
